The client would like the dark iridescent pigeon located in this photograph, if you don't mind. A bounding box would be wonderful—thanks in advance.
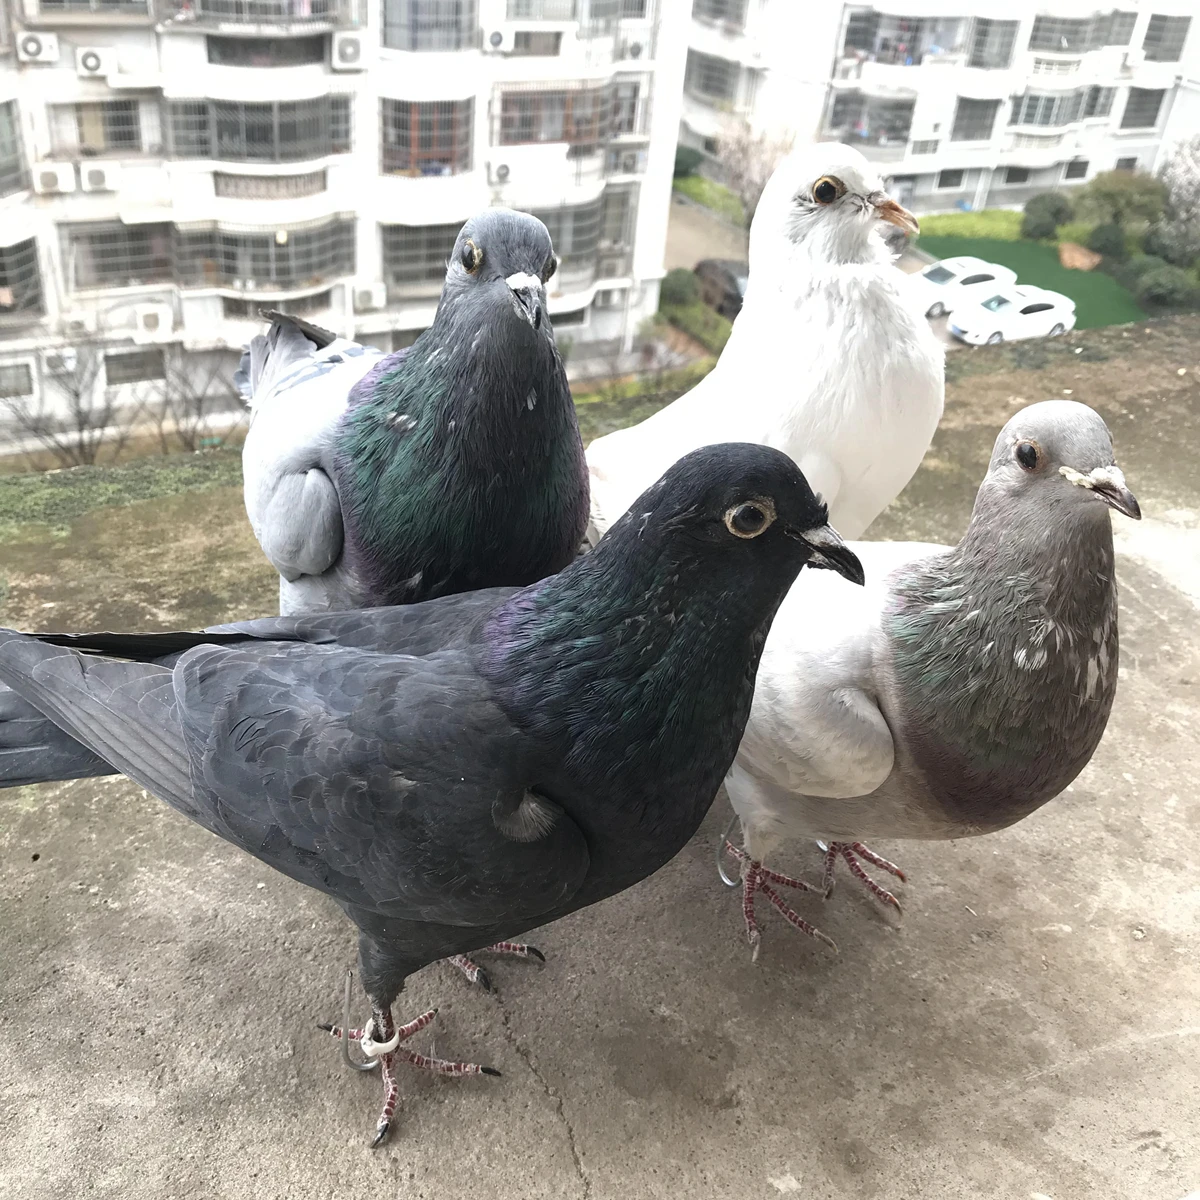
[720,401,1141,955]
[0,444,864,1146]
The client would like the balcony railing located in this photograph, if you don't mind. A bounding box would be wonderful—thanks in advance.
[506,0,575,18]
[169,0,364,28]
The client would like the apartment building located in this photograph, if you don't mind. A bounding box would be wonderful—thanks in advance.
[0,0,685,425]
[681,1,1198,214]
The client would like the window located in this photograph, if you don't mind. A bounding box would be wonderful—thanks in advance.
[621,0,645,15]
[497,86,611,147]
[968,18,1017,68]
[1064,159,1089,180]
[174,219,355,289]
[911,139,938,155]
[65,223,173,289]
[825,90,914,146]
[684,51,738,103]
[0,101,28,198]
[0,363,34,398]
[190,0,338,20]
[981,294,1012,312]
[105,348,165,386]
[206,35,326,66]
[693,0,746,26]
[1085,87,1115,118]
[960,273,995,285]
[551,306,587,326]
[1143,15,1190,62]
[1115,156,1138,171]
[950,98,999,142]
[52,101,142,156]
[1009,91,1087,127]
[506,0,575,17]
[512,31,561,55]
[213,169,327,199]
[38,0,149,11]
[0,240,44,318]
[1029,11,1136,52]
[381,99,472,175]
[382,0,477,52]
[937,169,964,189]
[1004,167,1030,185]
[382,221,461,293]
[1121,88,1165,130]
[611,83,640,134]
[531,197,603,287]
[167,96,351,162]
[1020,302,1053,315]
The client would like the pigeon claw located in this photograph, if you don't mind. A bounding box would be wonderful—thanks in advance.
[737,855,837,959]
[821,842,906,915]
[447,942,547,991]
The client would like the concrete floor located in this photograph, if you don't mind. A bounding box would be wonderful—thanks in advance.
[2,321,1199,1199]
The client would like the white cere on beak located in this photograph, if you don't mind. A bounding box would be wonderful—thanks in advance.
[1060,464,1127,491]
[506,272,542,292]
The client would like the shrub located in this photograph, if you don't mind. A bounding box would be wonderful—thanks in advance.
[1055,220,1095,247]
[1143,222,1199,268]
[1134,265,1200,310]
[1087,223,1128,260]
[1025,191,1073,226]
[1021,208,1060,240]
[674,146,704,178]
[1125,254,1169,280]
[661,301,733,355]
[918,209,1022,240]
[659,268,698,308]
[1075,170,1166,226]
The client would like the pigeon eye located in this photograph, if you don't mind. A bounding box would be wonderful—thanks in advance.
[461,239,483,274]
[812,176,844,205]
[541,254,558,283]
[1015,441,1041,471]
[724,501,774,539]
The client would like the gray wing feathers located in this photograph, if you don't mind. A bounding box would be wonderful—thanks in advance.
[242,316,319,410]
[0,683,112,784]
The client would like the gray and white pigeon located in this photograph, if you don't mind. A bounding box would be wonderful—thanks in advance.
[586,142,944,542]
[0,444,864,1145]
[721,401,1141,955]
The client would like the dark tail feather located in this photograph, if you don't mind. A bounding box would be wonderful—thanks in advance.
[237,311,338,408]
[33,628,253,663]
[0,633,193,813]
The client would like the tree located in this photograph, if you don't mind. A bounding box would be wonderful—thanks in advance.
[1074,169,1166,227]
[0,340,148,469]
[715,118,794,230]
[151,348,245,454]
[1146,135,1200,267]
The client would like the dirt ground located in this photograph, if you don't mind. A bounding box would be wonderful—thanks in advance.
[1,317,1199,1200]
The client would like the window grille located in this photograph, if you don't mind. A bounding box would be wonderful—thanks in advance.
[381,98,473,175]
[1009,91,1088,127]
[1120,88,1165,129]
[1028,11,1135,52]
[0,101,29,198]
[383,0,477,51]
[105,348,165,385]
[206,34,326,66]
[693,0,746,25]
[0,240,44,318]
[52,101,142,156]
[64,223,173,289]
[825,90,914,145]
[191,0,338,22]
[381,221,460,293]
[1115,156,1138,171]
[911,139,938,154]
[1143,15,1190,62]
[507,0,575,16]
[213,169,328,198]
[496,83,613,147]
[174,219,355,289]
[684,51,738,103]
[950,97,999,141]
[167,96,351,162]
[1085,87,1114,118]
[531,196,602,288]
[512,31,561,55]
[38,0,149,12]
[967,18,1017,68]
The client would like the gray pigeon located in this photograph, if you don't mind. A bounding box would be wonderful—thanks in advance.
[721,401,1140,955]
[0,444,864,1145]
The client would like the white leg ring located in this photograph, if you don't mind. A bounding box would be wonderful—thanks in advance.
[358,1018,401,1058]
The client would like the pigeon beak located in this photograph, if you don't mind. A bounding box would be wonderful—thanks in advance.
[1061,464,1142,520]
[869,193,920,236]
[507,272,544,331]
[790,524,865,585]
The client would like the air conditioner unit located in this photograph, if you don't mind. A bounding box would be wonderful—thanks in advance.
[63,312,99,337]
[611,149,644,174]
[354,282,386,312]
[331,31,365,70]
[483,28,514,54]
[80,162,122,192]
[76,47,116,78]
[487,161,511,186]
[620,40,643,60]
[132,302,173,343]
[44,349,78,375]
[17,32,60,64]
[34,163,76,195]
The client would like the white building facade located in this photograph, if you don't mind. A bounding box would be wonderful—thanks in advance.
[0,0,685,423]
[681,1,1198,213]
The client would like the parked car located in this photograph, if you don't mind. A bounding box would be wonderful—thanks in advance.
[909,255,1018,319]
[694,259,749,320]
[948,285,1077,345]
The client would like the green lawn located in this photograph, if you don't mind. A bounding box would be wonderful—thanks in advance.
[917,236,1146,330]
[672,175,745,226]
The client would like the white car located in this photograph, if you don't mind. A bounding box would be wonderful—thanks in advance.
[948,285,1077,346]
[909,256,1018,319]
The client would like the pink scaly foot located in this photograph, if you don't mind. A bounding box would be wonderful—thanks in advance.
[446,941,546,991]
[318,1003,500,1147]
[821,841,906,912]
[724,841,837,961]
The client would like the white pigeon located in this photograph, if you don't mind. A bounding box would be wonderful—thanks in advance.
[586,142,945,542]
[721,401,1141,957]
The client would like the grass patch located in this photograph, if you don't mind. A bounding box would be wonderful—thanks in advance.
[916,210,1023,241]
[658,303,733,355]
[916,235,1146,329]
[672,175,745,225]
[0,449,243,543]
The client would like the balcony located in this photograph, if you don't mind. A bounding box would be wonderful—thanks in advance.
[166,0,365,31]
[27,0,158,25]
[383,0,477,51]
[838,14,1018,75]
[823,89,915,163]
